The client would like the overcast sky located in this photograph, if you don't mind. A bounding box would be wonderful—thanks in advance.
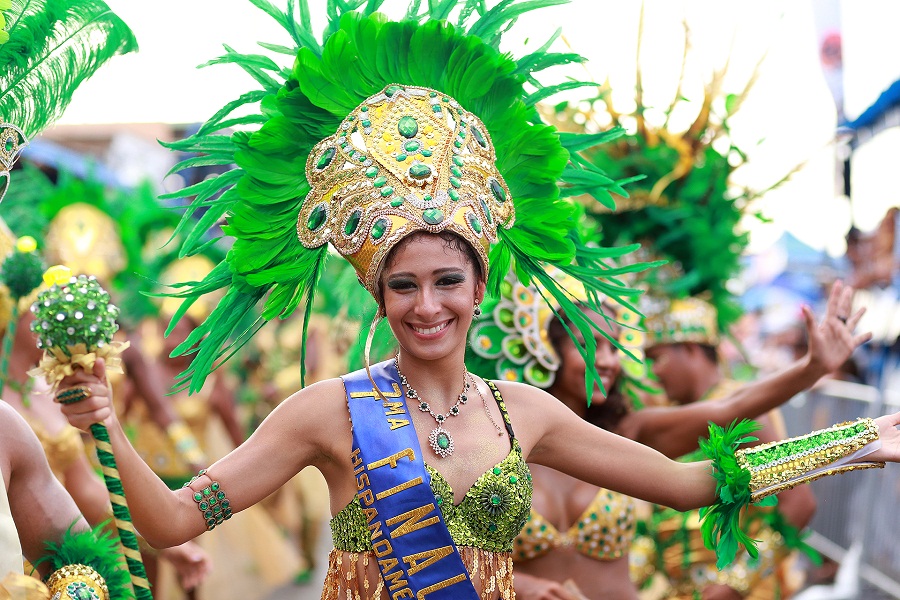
[53,0,900,255]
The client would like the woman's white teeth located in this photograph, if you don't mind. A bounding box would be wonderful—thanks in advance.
[414,321,448,335]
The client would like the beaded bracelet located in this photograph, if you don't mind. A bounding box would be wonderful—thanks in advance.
[183,469,232,531]
[737,417,884,501]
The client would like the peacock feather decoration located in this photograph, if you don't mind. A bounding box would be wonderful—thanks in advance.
[162,0,648,398]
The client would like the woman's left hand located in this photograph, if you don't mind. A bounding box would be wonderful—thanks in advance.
[867,411,900,464]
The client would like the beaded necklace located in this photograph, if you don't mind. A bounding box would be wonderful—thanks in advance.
[395,355,469,458]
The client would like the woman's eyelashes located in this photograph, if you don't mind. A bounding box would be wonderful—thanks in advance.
[386,273,466,290]
[387,278,415,291]
[437,274,466,286]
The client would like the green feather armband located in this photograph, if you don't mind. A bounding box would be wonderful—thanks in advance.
[699,418,883,569]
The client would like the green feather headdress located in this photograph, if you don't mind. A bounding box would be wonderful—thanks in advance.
[0,0,136,202]
[163,0,641,396]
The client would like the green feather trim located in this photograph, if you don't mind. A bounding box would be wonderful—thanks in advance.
[698,419,776,570]
[164,3,638,394]
[0,0,137,139]
[35,522,134,600]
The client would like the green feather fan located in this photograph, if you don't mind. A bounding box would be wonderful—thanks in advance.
[0,0,137,140]
[163,1,641,396]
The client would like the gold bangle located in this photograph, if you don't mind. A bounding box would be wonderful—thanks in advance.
[166,422,207,466]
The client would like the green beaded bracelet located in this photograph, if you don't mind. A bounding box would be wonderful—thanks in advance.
[183,469,232,531]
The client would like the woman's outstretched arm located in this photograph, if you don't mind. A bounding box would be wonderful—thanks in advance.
[58,359,346,548]
[509,380,900,512]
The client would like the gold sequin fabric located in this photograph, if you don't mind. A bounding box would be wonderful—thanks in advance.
[330,440,532,554]
[513,488,636,561]
[322,546,514,600]
[297,84,515,294]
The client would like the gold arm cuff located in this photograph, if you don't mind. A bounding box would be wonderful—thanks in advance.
[737,418,881,501]
[748,461,885,503]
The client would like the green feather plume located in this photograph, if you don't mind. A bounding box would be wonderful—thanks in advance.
[0,0,137,140]
[163,1,639,394]
[35,522,134,600]
[698,419,777,570]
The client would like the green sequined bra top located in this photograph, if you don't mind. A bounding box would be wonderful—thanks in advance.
[331,381,533,553]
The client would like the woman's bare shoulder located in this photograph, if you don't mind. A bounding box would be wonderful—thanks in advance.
[278,377,349,418]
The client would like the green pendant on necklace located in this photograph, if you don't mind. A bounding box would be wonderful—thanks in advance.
[429,426,455,459]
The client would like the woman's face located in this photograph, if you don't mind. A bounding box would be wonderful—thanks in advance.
[381,234,485,362]
[552,307,622,408]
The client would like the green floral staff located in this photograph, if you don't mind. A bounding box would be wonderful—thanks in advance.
[29,266,152,600]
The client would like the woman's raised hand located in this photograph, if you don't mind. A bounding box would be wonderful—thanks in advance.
[55,358,115,431]
[803,280,871,376]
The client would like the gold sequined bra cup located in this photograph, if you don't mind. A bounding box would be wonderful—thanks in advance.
[514,489,636,562]
[326,382,532,600]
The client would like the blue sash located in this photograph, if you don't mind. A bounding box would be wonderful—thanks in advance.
[342,359,479,600]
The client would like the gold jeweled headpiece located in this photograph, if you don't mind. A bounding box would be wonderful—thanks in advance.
[297,84,514,295]
[643,296,719,347]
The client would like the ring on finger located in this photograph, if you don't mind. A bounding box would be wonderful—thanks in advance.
[55,385,93,405]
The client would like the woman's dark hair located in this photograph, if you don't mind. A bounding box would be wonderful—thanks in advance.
[546,306,630,432]
[375,230,485,308]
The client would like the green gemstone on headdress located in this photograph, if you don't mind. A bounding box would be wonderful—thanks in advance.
[385,85,403,97]
[344,210,362,235]
[390,198,404,207]
[467,212,482,233]
[480,198,493,224]
[452,155,464,166]
[404,140,420,153]
[398,116,418,138]
[361,105,369,112]
[372,218,389,240]
[448,189,460,202]
[380,186,394,197]
[409,163,432,180]
[373,176,387,187]
[315,147,336,169]
[450,166,462,178]
[423,208,444,225]
[489,178,506,203]
[365,166,378,178]
[472,125,488,148]
[432,105,442,113]
[498,307,514,328]
[421,149,433,157]
[361,120,371,127]
[396,154,407,162]
[492,467,502,475]
[453,139,463,148]
[307,204,327,230]
[449,177,461,188]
